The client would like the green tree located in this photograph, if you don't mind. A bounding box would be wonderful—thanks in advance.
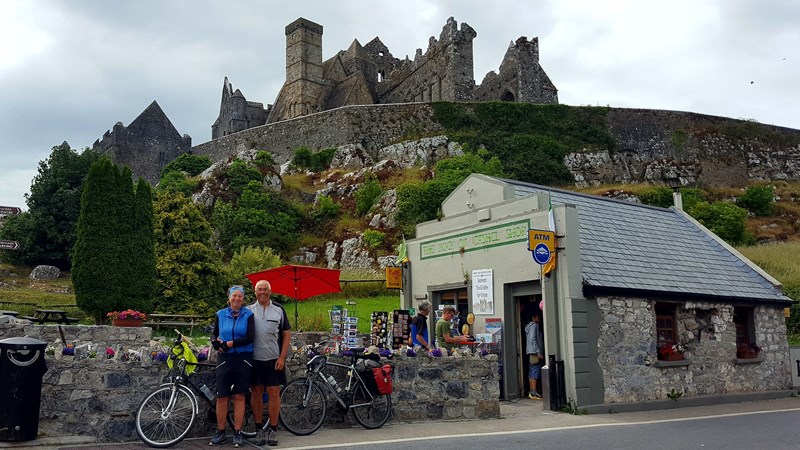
[223,245,282,297]
[213,182,301,256]
[154,192,226,315]
[0,143,101,268]
[156,171,197,196]
[226,160,263,195]
[310,195,341,225]
[72,158,131,322]
[128,178,156,313]
[160,153,212,178]
[396,150,504,228]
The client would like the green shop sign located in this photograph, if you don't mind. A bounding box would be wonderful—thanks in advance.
[419,219,530,260]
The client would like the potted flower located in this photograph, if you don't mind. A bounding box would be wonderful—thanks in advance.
[736,343,761,359]
[107,309,147,327]
[657,343,684,361]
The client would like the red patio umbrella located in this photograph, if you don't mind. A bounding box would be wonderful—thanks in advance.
[246,264,342,329]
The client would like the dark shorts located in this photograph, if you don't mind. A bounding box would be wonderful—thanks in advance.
[216,353,253,397]
[250,359,287,387]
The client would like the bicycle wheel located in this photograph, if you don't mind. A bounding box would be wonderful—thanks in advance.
[233,394,258,438]
[279,377,326,436]
[350,380,392,429]
[136,385,197,448]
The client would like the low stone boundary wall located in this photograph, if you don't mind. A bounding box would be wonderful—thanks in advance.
[0,324,500,442]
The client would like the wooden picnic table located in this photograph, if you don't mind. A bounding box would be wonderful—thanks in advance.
[0,310,19,317]
[21,309,79,324]
[144,313,209,333]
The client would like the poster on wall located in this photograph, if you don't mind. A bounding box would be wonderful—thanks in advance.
[485,317,502,343]
[471,268,494,314]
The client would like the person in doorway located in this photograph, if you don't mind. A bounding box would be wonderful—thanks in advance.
[247,280,291,447]
[210,286,255,447]
[436,305,470,352]
[410,300,432,350]
[525,312,544,400]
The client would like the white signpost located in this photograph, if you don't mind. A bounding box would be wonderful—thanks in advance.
[471,268,494,315]
[0,205,22,251]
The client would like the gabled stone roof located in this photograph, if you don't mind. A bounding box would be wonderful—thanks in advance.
[495,177,791,303]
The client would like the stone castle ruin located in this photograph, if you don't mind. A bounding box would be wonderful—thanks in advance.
[93,101,192,184]
[212,17,558,138]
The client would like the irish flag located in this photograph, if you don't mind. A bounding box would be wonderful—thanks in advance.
[543,194,556,275]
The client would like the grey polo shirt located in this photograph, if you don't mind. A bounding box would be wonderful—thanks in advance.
[247,300,290,361]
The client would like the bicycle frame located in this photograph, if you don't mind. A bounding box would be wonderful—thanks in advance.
[303,355,374,410]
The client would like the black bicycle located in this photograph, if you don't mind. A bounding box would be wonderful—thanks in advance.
[134,331,258,447]
[279,343,393,435]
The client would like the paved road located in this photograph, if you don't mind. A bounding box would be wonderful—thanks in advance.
[4,397,800,450]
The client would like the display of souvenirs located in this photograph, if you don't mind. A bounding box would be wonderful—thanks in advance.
[370,311,389,348]
[330,302,360,349]
[391,309,410,349]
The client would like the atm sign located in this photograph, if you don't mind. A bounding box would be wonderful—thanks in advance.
[528,229,555,252]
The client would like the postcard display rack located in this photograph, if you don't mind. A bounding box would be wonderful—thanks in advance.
[370,311,389,348]
[330,302,360,349]
[390,309,411,349]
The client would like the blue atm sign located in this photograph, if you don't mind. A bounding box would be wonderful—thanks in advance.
[528,229,555,265]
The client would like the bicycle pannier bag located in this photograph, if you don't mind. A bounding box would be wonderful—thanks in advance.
[370,364,393,395]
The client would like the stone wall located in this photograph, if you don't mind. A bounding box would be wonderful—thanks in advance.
[0,325,499,442]
[594,295,792,404]
[191,103,442,166]
[193,103,800,190]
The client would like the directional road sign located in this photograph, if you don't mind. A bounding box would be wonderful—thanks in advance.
[0,206,22,215]
[0,240,20,251]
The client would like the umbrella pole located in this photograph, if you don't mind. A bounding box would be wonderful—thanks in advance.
[295,301,299,331]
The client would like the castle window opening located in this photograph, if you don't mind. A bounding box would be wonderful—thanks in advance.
[378,51,384,57]
[378,70,385,83]
[501,91,515,102]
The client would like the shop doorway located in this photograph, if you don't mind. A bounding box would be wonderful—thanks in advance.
[517,294,543,398]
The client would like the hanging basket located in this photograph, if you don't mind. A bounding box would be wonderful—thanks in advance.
[112,318,144,327]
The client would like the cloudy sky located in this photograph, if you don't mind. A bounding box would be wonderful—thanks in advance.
[1,0,798,210]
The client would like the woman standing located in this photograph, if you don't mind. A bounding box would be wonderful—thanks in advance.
[210,285,255,447]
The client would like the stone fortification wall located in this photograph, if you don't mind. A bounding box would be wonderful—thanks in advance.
[194,103,800,188]
[570,108,800,187]
[595,296,792,404]
[0,325,499,442]
[192,103,442,164]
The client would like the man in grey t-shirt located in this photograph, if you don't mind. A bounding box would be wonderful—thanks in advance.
[247,280,291,446]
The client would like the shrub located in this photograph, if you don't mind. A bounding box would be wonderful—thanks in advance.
[311,195,341,225]
[160,153,212,178]
[291,147,336,172]
[225,160,263,195]
[224,246,282,297]
[253,150,276,169]
[638,186,673,208]
[362,230,385,249]
[156,171,197,196]
[737,185,774,216]
[354,174,383,216]
[689,201,752,245]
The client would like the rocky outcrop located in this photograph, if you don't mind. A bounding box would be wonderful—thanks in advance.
[30,265,61,280]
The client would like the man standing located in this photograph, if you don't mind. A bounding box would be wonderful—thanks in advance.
[410,300,431,350]
[248,280,291,446]
[525,312,544,400]
[435,305,469,352]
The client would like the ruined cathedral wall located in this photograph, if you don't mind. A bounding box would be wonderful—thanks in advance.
[192,103,442,164]
[378,19,476,105]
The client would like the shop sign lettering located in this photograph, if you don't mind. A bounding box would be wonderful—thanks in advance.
[419,219,530,260]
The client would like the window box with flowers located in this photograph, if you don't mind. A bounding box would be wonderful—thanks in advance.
[736,343,762,361]
[107,309,147,327]
[657,343,685,361]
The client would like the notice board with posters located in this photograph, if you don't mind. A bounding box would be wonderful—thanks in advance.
[391,309,411,349]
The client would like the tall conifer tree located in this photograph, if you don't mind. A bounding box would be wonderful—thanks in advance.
[72,158,119,322]
[130,178,156,312]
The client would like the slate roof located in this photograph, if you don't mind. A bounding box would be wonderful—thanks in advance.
[495,177,791,303]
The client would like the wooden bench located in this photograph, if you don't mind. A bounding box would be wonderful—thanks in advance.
[144,314,209,334]
[21,309,79,324]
